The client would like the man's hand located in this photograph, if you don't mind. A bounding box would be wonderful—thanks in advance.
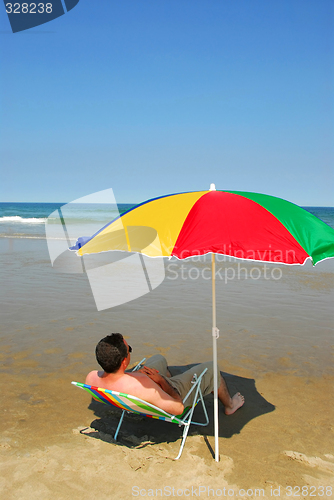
[138,366,162,384]
[138,365,184,415]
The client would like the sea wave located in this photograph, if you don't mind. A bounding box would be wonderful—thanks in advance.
[0,216,47,224]
[0,234,47,240]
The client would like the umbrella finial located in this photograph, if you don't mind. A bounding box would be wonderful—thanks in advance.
[210,183,216,191]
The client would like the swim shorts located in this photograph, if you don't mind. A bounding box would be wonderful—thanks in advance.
[144,354,215,405]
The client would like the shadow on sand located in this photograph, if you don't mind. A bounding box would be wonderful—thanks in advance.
[82,364,275,457]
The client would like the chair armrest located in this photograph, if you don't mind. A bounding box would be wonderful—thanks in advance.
[131,358,146,372]
[182,368,208,405]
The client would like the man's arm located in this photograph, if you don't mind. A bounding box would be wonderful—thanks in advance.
[140,366,182,400]
[136,367,184,415]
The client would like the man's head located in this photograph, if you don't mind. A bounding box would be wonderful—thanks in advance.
[95,333,130,373]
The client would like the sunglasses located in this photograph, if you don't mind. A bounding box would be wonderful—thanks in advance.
[128,345,132,354]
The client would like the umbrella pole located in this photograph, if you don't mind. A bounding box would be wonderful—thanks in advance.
[212,253,220,462]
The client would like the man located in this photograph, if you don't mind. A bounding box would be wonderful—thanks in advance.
[86,333,245,416]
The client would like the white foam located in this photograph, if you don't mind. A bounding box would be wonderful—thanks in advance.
[0,235,46,240]
[0,216,47,224]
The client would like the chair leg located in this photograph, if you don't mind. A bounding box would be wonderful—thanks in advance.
[175,423,191,460]
[198,391,210,426]
[114,410,125,441]
[175,376,210,459]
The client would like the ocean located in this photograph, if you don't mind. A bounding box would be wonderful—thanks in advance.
[0,202,333,240]
[0,201,333,379]
[0,202,136,240]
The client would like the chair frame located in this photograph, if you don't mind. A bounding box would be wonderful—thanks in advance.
[72,360,209,460]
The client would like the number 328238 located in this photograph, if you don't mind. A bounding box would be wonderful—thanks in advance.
[5,3,53,14]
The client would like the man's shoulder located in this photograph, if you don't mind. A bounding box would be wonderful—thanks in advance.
[85,370,101,386]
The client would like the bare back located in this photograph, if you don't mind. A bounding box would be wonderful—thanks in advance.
[85,370,182,415]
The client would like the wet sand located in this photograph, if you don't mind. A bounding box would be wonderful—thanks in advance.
[0,237,334,498]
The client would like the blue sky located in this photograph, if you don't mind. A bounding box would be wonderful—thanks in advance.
[1,0,333,205]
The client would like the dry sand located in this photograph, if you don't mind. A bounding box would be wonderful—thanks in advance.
[1,355,333,500]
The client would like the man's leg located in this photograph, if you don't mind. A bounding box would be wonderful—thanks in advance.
[217,375,245,415]
[168,361,245,414]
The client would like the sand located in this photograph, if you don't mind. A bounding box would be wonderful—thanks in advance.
[1,356,333,499]
[1,238,334,498]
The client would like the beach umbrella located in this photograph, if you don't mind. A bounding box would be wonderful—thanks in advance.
[71,185,334,461]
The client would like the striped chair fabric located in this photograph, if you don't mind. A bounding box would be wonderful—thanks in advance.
[72,366,209,459]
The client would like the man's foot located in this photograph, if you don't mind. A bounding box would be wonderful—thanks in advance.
[224,392,245,415]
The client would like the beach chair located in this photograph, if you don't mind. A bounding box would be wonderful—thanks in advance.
[71,365,209,460]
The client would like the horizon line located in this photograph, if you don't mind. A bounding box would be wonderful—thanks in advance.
[0,201,333,208]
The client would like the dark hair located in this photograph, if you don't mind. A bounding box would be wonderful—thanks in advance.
[95,333,128,373]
